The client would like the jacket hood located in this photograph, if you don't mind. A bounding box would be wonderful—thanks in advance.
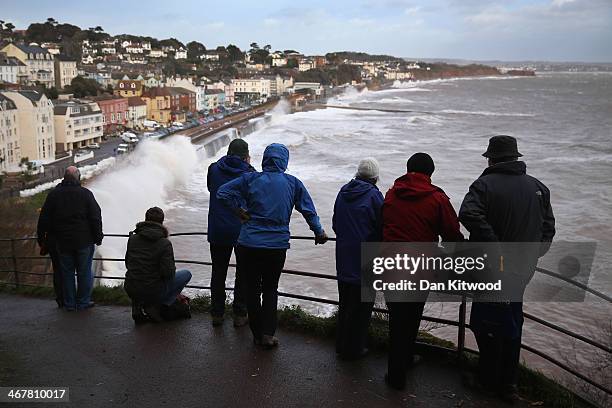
[482,160,526,177]
[133,221,168,241]
[217,155,254,176]
[390,172,439,199]
[340,178,379,202]
[262,143,289,173]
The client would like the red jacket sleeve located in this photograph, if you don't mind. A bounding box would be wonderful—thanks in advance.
[437,193,464,242]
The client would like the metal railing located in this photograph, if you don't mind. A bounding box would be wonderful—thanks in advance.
[0,232,610,396]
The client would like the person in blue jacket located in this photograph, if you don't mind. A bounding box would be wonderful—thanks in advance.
[217,143,328,348]
[332,158,383,360]
[207,139,255,327]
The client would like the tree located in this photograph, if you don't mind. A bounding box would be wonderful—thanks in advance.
[249,42,259,50]
[186,41,206,61]
[65,76,102,98]
[226,44,243,63]
[42,86,58,100]
[46,17,58,26]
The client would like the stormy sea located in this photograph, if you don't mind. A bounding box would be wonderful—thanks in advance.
[91,72,612,390]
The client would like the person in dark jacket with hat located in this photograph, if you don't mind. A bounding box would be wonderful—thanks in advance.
[207,139,255,327]
[383,153,464,390]
[125,207,192,322]
[333,158,383,360]
[37,166,103,311]
[217,143,328,348]
[459,135,555,402]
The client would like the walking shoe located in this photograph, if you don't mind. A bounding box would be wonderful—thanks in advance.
[212,315,224,327]
[261,335,279,348]
[233,315,248,327]
[143,304,164,323]
[79,302,96,310]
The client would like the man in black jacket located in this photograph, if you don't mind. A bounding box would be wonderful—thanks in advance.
[459,135,555,402]
[124,207,192,322]
[38,166,103,311]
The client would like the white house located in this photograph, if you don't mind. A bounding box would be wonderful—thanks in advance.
[1,43,55,88]
[53,98,104,152]
[1,90,55,163]
[0,53,26,84]
[149,49,167,58]
[0,94,21,172]
[174,47,187,60]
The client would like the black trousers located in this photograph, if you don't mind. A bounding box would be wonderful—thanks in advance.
[48,241,63,307]
[386,301,426,387]
[210,243,247,317]
[237,246,287,340]
[473,302,523,390]
[336,281,373,358]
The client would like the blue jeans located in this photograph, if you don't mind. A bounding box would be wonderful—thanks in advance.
[161,269,192,306]
[59,245,95,310]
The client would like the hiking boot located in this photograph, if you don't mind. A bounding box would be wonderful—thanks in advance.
[384,373,406,390]
[131,302,148,324]
[261,335,279,348]
[212,315,224,327]
[461,372,497,397]
[233,315,248,327]
[143,304,164,323]
[498,384,520,404]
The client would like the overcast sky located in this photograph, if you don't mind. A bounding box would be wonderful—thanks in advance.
[4,0,612,62]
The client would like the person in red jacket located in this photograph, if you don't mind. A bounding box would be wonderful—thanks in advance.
[383,152,464,390]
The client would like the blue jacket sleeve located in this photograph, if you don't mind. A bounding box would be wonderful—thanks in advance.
[216,174,247,211]
[293,178,324,236]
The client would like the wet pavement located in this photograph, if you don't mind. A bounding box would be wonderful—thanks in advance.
[0,294,532,407]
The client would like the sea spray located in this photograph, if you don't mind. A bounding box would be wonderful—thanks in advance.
[90,136,198,279]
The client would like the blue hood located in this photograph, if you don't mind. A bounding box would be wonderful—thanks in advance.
[262,143,289,173]
[217,155,253,176]
[339,178,378,202]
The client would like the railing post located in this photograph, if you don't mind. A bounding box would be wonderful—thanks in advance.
[457,294,466,357]
[11,239,19,289]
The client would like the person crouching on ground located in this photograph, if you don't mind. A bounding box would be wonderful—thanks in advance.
[124,207,192,323]
[332,158,383,360]
[217,143,328,348]
[207,139,255,328]
[382,153,464,390]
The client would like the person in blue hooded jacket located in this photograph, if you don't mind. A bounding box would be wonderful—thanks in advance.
[207,139,255,327]
[332,158,383,360]
[217,143,328,347]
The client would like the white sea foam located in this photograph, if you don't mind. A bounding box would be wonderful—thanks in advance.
[20,157,116,197]
[437,109,536,117]
[91,136,198,279]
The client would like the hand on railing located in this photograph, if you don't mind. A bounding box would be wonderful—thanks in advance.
[314,231,329,245]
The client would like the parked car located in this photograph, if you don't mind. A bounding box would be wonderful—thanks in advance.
[87,143,101,149]
[172,121,184,129]
[116,143,129,155]
[143,119,160,129]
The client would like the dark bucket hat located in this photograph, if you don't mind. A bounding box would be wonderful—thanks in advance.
[482,135,523,159]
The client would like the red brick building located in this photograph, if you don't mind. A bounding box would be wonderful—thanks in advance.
[91,95,129,134]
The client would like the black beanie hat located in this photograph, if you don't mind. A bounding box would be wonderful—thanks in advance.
[228,139,249,159]
[407,152,435,177]
[145,207,165,224]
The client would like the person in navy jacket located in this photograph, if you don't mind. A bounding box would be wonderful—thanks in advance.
[207,139,255,327]
[217,143,328,347]
[332,158,383,360]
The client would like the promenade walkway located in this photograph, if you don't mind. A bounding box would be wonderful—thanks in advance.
[0,294,532,407]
